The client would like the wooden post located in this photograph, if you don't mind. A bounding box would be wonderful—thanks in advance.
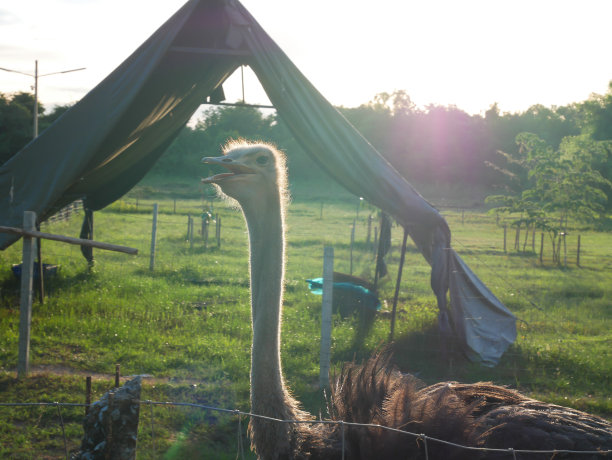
[36,223,44,304]
[189,216,194,250]
[577,235,581,267]
[115,364,120,388]
[514,225,520,251]
[366,214,372,245]
[149,204,158,271]
[18,211,37,379]
[85,376,92,416]
[319,247,334,389]
[390,229,408,341]
[503,224,507,253]
[539,232,544,263]
[216,215,221,248]
[105,392,114,460]
[203,217,209,248]
[563,233,567,266]
[531,225,536,252]
[349,220,355,275]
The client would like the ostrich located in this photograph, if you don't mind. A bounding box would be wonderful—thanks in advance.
[202,140,612,460]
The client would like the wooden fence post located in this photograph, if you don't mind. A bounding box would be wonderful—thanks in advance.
[202,215,209,248]
[85,376,92,416]
[17,211,37,379]
[216,214,221,248]
[503,224,507,253]
[349,220,355,275]
[539,232,544,263]
[577,235,581,267]
[149,204,158,271]
[514,225,520,251]
[319,247,334,389]
[189,216,194,250]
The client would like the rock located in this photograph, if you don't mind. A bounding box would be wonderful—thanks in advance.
[72,376,141,460]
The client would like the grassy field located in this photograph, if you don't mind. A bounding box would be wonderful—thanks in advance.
[0,180,610,459]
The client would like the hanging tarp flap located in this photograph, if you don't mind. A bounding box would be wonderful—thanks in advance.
[449,252,517,366]
[0,0,515,364]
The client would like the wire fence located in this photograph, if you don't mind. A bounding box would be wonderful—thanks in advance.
[2,198,611,457]
[0,400,611,459]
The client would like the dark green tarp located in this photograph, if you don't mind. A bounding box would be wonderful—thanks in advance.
[0,0,516,364]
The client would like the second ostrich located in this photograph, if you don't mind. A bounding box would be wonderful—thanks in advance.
[202,140,611,460]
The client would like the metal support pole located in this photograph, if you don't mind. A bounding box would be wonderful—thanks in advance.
[390,229,408,341]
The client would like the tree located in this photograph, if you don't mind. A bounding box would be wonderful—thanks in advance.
[486,132,611,260]
[0,92,40,164]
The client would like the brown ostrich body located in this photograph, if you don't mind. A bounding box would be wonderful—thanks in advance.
[202,140,612,460]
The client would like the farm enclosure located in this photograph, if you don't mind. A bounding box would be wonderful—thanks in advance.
[0,189,611,458]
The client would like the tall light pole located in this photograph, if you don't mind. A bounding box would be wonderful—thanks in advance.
[0,60,85,138]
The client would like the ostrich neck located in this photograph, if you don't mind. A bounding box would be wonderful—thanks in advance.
[241,191,296,419]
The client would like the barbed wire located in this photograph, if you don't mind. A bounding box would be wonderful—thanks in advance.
[0,400,610,458]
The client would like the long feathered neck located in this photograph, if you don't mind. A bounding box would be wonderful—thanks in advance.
[240,172,309,459]
[244,188,286,399]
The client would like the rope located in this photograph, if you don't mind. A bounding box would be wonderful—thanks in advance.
[235,410,245,460]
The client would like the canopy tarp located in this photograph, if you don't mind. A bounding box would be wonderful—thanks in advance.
[0,0,515,365]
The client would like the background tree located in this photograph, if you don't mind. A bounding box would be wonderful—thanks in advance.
[0,92,40,164]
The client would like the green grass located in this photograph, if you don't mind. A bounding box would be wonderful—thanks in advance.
[0,183,610,458]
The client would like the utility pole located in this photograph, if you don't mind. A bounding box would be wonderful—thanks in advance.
[0,61,85,138]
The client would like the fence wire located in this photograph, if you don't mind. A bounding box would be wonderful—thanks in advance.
[0,400,610,458]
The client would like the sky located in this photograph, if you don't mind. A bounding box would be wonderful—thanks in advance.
[1,0,611,117]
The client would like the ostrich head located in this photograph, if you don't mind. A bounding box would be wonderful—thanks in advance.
[201,139,288,211]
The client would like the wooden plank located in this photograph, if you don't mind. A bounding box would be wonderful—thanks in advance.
[169,46,252,56]
[17,211,36,378]
[0,226,137,255]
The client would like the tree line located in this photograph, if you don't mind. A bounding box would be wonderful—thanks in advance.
[1,84,611,224]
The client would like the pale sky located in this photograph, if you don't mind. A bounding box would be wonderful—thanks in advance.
[1,0,611,116]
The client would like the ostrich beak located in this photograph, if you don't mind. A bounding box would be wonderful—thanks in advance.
[201,156,255,184]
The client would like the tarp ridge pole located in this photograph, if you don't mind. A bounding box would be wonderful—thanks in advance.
[18,211,37,379]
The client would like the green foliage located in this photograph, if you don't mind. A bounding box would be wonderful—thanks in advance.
[487,132,611,239]
[0,92,73,165]
[0,92,36,164]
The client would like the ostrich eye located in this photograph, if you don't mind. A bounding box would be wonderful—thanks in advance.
[256,155,269,165]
